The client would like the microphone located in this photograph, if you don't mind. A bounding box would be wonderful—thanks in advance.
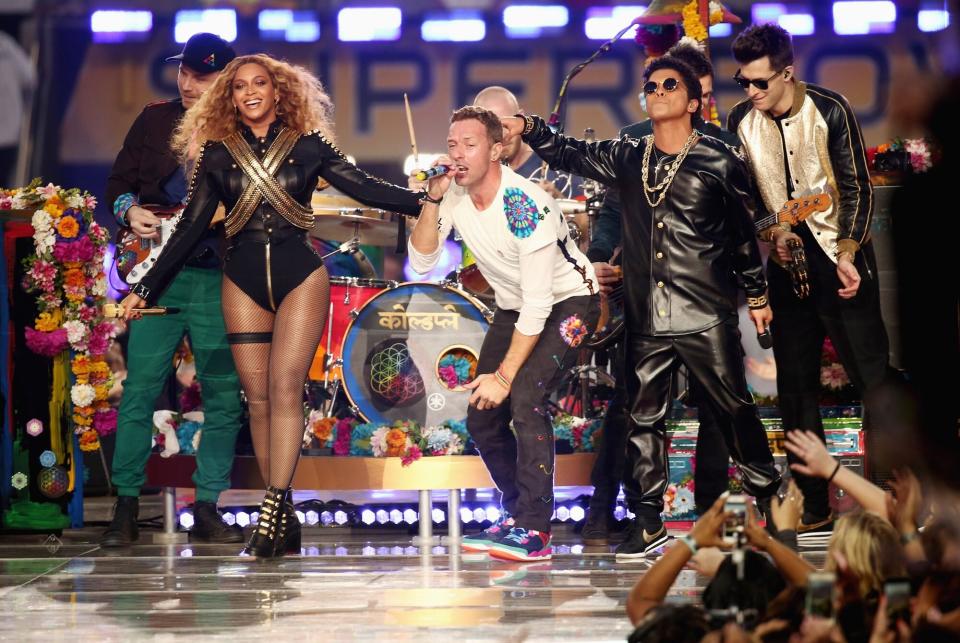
[757,327,773,350]
[103,303,181,318]
[414,165,450,181]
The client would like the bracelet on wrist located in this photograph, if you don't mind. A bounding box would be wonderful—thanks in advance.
[747,294,768,310]
[418,191,442,205]
[826,460,842,484]
[679,534,699,555]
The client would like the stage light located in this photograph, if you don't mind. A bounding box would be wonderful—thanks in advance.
[709,23,732,37]
[258,9,321,43]
[180,548,194,557]
[361,509,376,525]
[334,510,349,525]
[570,505,585,522]
[296,510,305,525]
[179,511,194,530]
[556,506,570,522]
[503,5,568,38]
[752,3,787,24]
[779,13,816,36]
[335,546,349,556]
[403,509,418,524]
[832,1,896,35]
[403,238,461,282]
[362,545,376,556]
[919,9,950,32]
[613,505,627,521]
[376,509,390,524]
[90,10,152,43]
[236,511,250,527]
[486,507,501,523]
[403,153,443,177]
[584,6,646,40]
[431,508,445,523]
[320,511,334,525]
[389,509,403,524]
[305,510,319,526]
[422,12,486,42]
[222,512,236,526]
[174,9,237,43]
[337,7,402,42]
[460,507,474,523]
[473,508,486,522]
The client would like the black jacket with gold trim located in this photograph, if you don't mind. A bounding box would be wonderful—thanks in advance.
[522,115,766,337]
[134,120,422,302]
[727,81,874,262]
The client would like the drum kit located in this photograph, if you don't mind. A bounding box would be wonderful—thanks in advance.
[307,165,614,424]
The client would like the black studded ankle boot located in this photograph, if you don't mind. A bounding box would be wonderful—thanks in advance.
[244,486,286,559]
[278,487,302,555]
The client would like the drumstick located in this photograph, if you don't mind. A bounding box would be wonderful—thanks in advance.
[403,92,419,164]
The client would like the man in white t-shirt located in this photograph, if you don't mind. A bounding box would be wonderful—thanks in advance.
[409,106,599,562]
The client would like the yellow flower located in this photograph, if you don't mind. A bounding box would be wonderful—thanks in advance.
[44,202,64,218]
[74,413,93,426]
[79,430,101,451]
[35,311,62,332]
[682,1,708,41]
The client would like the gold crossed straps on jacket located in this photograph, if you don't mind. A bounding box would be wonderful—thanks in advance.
[220,127,315,237]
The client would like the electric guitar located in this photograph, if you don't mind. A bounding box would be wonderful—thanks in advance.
[583,193,833,349]
[756,193,833,301]
[114,204,225,286]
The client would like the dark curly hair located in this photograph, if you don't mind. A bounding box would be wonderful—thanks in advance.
[732,24,795,71]
[643,55,703,121]
[667,41,714,79]
[450,105,503,145]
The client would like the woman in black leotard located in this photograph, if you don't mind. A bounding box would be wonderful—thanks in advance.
[121,54,425,557]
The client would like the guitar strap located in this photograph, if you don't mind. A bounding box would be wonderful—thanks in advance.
[221,127,314,237]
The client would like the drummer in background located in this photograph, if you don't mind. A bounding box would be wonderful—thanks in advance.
[409,106,599,562]
[474,86,581,197]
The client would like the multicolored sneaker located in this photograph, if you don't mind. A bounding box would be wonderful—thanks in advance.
[488,527,552,562]
[461,515,515,552]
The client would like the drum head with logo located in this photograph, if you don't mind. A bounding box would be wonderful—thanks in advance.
[341,283,490,426]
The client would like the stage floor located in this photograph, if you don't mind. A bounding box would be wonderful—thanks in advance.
[0,495,830,641]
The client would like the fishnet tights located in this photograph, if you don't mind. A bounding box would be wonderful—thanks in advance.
[222,267,329,489]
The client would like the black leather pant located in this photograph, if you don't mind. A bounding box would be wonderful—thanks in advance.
[623,318,780,518]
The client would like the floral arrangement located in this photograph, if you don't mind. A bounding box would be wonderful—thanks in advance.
[820,337,852,395]
[867,137,938,184]
[681,0,726,42]
[437,354,473,389]
[552,411,603,453]
[151,410,203,457]
[8,179,118,449]
[635,24,680,58]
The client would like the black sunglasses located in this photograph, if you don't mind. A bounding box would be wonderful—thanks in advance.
[734,70,782,91]
[643,77,681,95]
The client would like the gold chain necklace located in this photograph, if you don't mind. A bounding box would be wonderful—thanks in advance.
[640,130,699,207]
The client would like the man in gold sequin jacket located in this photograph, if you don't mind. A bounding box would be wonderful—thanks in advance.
[728,24,891,536]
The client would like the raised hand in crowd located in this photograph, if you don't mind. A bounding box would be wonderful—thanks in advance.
[770,478,804,534]
[870,595,913,643]
[743,501,815,587]
[786,429,889,520]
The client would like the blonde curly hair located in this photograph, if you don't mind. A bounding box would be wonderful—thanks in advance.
[171,54,335,163]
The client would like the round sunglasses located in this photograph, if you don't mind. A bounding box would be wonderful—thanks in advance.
[643,77,681,95]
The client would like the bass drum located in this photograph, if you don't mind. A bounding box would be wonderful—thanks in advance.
[341,282,491,426]
[308,277,394,382]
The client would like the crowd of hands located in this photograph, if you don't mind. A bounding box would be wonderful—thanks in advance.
[626,429,960,642]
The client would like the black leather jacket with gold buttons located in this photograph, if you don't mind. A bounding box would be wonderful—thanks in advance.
[134,120,422,302]
[522,115,767,336]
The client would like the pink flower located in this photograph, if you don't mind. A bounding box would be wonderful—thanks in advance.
[84,195,98,210]
[820,363,850,390]
[36,183,59,199]
[332,418,354,456]
[25,327,69,357]
[93,408,118,436]
[401,445,422,467]
[53,235,95,263]
[0,195,11,210]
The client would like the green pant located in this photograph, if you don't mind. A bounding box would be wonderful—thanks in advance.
[112,267,242,503]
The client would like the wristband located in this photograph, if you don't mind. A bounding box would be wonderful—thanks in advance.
[418,191,442,205]
[826,460,841,484]
[494,366,512,391]
[679,534,698,555]
[746,294,768,310]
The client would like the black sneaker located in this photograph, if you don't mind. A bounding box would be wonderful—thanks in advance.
[614,520,669,559]
[581,507,612,546]
[100,496,139,547]
[190,501,244,544]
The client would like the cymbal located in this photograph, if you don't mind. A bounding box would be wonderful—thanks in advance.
[310,213,398,246]
[311,191,368,212]
[556,198,586,214]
